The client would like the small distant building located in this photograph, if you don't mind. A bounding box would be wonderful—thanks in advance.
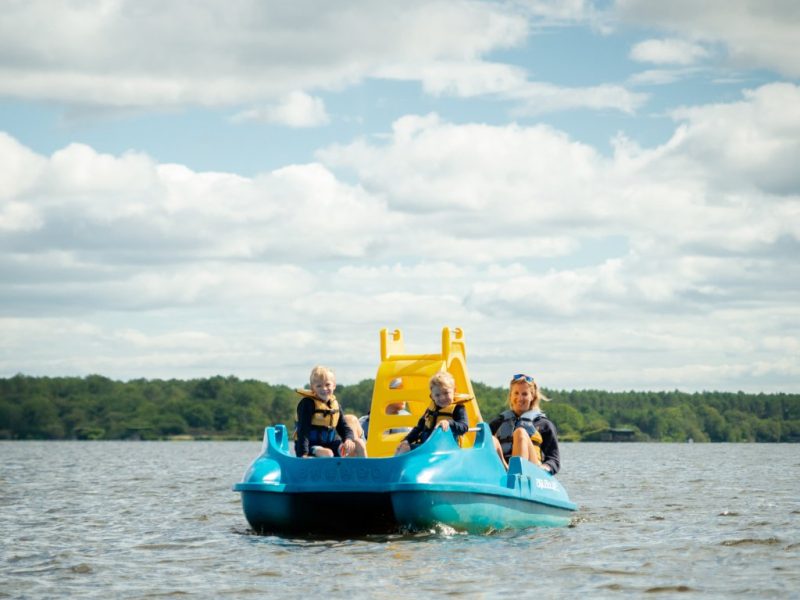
[584,428,637,442]
[606,428,636,441]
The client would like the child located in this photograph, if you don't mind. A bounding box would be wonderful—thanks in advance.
[489,373,560,473]
[294,365,365,458]
[395,371,468,454]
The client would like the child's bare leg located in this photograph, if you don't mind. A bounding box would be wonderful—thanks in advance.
[313,446,334,457]
[344,414,363,440]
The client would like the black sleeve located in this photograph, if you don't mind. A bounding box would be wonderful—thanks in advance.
[449,404,469,437]
[294,398,313,457]
[403,416,426,445]
[488,414,504,435]
[538,418,561,474]
[335,408,354,442]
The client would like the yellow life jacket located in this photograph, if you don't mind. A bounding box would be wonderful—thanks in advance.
[529,428,543,462]
[309,396,340,429]
[294,389,341,438]
[422,400,456,430]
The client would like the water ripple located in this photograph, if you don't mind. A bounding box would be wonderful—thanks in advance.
[1,441,799,598]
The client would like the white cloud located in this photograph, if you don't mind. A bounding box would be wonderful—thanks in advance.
[2,81,799,390]
[628,68,699,86]
[664,82,800,196]
[630,38,710,65]
[231,91,330,127]
[616,0,800,77]
[318,113,608,216]
[0,1,648,119]
[508,82,647,115]
[0,201,41,232]
[378,61,529,97]
[377,60,646,114]
[0,0,527,108]
[1,139,394,264]
[0,132,46,201]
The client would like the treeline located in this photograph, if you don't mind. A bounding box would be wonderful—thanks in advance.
[1,374,798,442]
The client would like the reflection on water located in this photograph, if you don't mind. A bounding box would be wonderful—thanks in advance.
[1,441,798,598]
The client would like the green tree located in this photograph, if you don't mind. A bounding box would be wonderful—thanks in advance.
[546,403,585,437]
[20,396,64,439]
[0,375,797,442]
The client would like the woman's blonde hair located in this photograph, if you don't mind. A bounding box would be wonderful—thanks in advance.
[309,365,336,387]
[429,370,455,391]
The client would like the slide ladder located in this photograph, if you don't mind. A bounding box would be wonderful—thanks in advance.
[365,327,483,458]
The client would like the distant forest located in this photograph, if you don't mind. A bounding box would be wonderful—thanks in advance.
[1,374,798,442]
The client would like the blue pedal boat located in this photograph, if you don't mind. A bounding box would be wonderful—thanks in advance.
[233,327,577,535]
[234,422,576,534]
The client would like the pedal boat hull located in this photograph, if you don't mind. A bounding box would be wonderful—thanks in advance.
[233,423,576,535]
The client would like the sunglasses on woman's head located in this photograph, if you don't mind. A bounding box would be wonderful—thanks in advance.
[512,374,534,383]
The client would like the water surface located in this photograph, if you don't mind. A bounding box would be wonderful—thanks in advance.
[1,442,797,598]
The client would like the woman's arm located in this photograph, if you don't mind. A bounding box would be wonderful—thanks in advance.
[539,418,561,474]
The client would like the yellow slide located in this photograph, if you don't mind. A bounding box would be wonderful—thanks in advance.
[365,327,483,458]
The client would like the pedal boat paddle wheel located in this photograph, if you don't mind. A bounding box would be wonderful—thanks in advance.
[233,328,577,535]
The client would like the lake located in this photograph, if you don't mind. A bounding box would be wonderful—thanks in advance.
[1,441,798,598]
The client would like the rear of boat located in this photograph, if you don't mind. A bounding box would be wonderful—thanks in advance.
[233,424,400,535]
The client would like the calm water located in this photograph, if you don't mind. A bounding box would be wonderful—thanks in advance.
[1,441,798,598]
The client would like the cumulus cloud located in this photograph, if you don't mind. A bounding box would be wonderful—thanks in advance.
[0,0,527,108]
[664,82,800,196]
[0,1,650,119]
[318,113,608,216]
[508,82,647,115]
[377,61,530,97]
[0,133,46,201]
[630,38,710,65]
[376,60,646,114]
[616,0,800,77]
[0,141,393,263]
[314,85,798,389]
[628,68,699,86]
[231,91,330,127]
[2,82,799,389]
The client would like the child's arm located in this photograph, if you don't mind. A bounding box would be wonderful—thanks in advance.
[294,398,314,457]
[448,404,469,437]
[403,416,426,445]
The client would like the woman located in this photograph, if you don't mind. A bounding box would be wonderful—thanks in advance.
[489,373,560,474]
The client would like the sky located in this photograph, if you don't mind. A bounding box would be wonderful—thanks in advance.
[1,0,799,392]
